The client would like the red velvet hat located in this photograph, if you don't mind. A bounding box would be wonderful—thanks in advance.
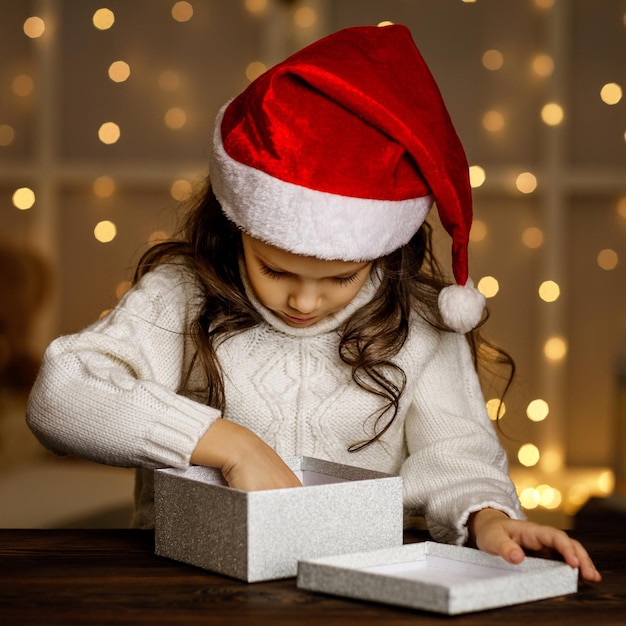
[210,24,484,332]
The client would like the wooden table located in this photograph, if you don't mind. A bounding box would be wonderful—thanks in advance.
[1,501,624,625]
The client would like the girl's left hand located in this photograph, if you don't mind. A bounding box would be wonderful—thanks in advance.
[468,508,602,583]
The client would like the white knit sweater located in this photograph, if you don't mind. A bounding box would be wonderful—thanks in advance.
[27,263,523,542]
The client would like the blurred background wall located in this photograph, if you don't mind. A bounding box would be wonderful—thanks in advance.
[1,0,625,527]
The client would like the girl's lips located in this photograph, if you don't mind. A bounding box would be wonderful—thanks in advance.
[283,313,318,324]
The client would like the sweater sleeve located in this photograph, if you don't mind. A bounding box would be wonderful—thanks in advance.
[26,264,221,469]
[400,330,524,545]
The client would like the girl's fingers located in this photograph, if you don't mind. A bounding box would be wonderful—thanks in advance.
[511,522,602,582]
[477,517,602,582]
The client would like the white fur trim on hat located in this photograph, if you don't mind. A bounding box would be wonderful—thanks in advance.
[438,278,485,333]
[209,106,433,262]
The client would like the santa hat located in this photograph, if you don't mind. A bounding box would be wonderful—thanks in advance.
[209,24,484,333]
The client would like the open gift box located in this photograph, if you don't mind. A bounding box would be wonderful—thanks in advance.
[154,456,403,582]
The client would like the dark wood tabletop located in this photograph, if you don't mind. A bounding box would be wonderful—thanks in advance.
[1,499,624,626]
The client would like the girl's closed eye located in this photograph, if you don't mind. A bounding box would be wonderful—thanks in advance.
[259,262,360,287]
[334,273,360,286]
[259,264,286,280]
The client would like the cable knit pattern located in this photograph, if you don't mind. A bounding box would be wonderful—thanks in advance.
[27,263,523,540]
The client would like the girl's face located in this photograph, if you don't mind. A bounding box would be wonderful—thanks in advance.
[241,234,373,328]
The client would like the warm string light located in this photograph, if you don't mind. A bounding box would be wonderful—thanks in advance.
[482,49,503,71]
[244,0,269,15]
[526,399,549,422]
[93,8,115,30]
[94,220,117,243]
[477,276,499,298]
[12,187,36,210]
[23,16,46,38]
[600,82,623,105]
[516,172,537,194]
[482,110,505,133]
[541,102,564,126]
[93,176,116,198]
[170,179,193,201]
[108,61,131,83]
[468,165,486,188]
[538,280,560,302]
[246,61,267,82]
[98,122,121,144]
[486,398,506,420]
[597,249,619,271]
[522,227,544,249]
[172,1,194,23]
[293,6,317,29]
[0,125,15,146]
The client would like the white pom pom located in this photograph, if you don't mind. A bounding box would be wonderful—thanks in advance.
[438,278,485,333]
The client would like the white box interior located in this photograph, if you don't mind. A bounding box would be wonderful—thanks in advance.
[293,470,348,486]
[181,465,349,488]
[364,555,513,585]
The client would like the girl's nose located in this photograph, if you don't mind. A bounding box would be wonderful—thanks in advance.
[288,282,321,314]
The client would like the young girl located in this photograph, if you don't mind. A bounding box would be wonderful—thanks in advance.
[27,24,600,582]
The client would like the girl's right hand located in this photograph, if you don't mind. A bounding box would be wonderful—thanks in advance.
[190,418,302,490]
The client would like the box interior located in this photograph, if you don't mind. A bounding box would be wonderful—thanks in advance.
[362,555,514,586]
[173,465,350,488]
[293,470,348,486]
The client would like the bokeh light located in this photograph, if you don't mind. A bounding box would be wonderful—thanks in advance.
[244,0,269,14]
[541,102,564,126]
[538,280,560,302]
[93,8,115,30]
[12,187,36,210]
[482,110,505,133]
[93,176,116,198]
[516,172,538,193]
[477,275,499,298]
[171,179,193,201]
[531,53,554,77]
[108,61,130,83]
[518,443,541,467]
[600,82,623,105]
[526,399,549,422]
[0,125,16,146]
[486,398,506,420]
[469,219,487,242]
[597,248,618,270]
[172,1,194,22]
[94,220,117,243]
[23,16,45,38]
[164,107,187,130]
[544,336,567,361]
[12,75,34,97]
[246,61,266,82]
[482,49,504,70]
[522,226,544,249]
[98,122,121,144]
[469,165,486,188]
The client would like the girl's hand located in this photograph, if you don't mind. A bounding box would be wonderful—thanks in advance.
[191,418,302,491]
[468,508,601,583]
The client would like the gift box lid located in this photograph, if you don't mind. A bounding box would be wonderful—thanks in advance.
[297,541,578,615]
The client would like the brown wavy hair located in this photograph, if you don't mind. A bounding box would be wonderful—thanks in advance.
[134,182,514,451]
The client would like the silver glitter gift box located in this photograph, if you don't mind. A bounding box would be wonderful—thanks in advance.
[297,541,578,614]
[154,456,403,582]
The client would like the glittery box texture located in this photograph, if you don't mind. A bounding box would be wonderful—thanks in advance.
[297,541,578,615]
[154,456,403,582]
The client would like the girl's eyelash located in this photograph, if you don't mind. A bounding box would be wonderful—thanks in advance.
[259,264,285,279]
[335,273,359,285]
[259,263,360,286]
